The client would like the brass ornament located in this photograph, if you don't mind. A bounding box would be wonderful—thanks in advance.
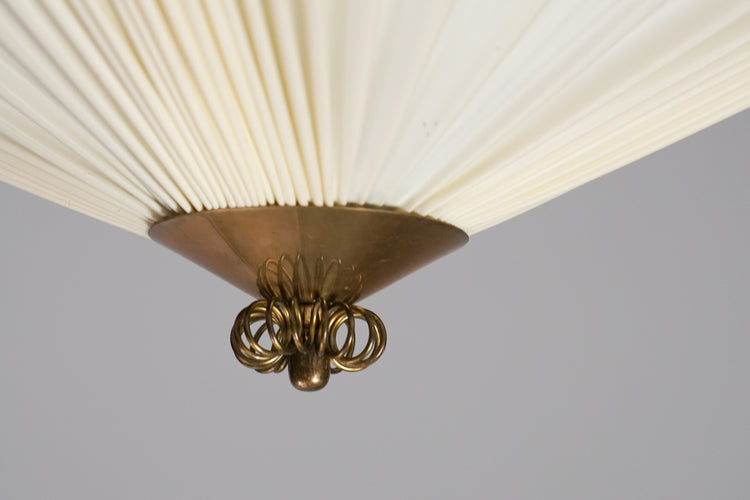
[149,205,468,390]
[230,255,386,390]
[230,297,386,391]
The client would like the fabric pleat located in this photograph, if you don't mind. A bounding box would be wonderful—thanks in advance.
[1,0,749,235]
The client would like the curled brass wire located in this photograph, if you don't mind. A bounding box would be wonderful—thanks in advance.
[230,297,386,388]
[327,303,386,373]
[257,255,363,303]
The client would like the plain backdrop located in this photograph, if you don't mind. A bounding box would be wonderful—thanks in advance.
[1,109,748,499]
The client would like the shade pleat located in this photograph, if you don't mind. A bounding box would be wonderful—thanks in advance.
[1,0,749,236]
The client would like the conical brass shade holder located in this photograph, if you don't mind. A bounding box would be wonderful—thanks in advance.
[149,205,468,390]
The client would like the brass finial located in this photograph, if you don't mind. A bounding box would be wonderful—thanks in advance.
[288,351,331,391]
[230,293,387,391]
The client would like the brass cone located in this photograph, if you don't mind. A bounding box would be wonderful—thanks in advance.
[149,205,468,390]
[149,205,467,300]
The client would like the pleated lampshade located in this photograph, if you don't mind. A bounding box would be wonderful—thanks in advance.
[2,0,749,390]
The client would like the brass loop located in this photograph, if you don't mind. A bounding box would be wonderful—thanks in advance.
[230,297,387,389]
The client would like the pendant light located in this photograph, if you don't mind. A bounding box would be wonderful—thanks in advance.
[2,0,749,390]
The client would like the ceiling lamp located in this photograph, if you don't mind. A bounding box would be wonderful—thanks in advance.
[2,1,749,390]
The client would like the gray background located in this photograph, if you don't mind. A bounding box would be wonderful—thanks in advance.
[1,109,748,499]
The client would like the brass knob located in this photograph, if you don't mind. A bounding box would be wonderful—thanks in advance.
[288,351,331,391]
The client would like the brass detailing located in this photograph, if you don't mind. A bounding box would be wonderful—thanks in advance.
[257,254,363,304]
[230,255,385,390]
[230,297,386,391]
[149,205,468,391]
[148,205,468,300]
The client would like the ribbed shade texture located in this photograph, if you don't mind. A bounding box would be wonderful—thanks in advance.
[1,0,749,236]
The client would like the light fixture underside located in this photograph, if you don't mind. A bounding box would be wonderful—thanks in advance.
[149,205,467,390]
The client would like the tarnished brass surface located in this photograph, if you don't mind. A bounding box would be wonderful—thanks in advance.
[288,352,330,391]
[148,205,468,301]
[231,297,386,391]
[149,205,467,390]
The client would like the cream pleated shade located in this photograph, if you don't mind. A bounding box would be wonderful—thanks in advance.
[1,0,749,236]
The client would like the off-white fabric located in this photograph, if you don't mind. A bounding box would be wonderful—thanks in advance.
[1,0,749,235]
